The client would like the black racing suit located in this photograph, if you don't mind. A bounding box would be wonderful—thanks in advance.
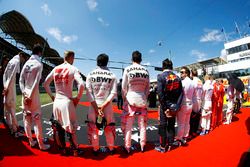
[157,70,183,148]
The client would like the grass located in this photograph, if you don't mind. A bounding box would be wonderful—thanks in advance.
[15,91,78,113]
[16,93,53,113]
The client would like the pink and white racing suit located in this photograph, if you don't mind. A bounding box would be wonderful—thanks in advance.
[19,54,46,149]
[121,63,149,151]
[3,55,21,132]
[86,66,117,151]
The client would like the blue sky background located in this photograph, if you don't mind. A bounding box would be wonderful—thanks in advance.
[1,0,250,80]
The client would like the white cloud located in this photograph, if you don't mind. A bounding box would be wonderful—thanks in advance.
[41,3,51,16]
[86,0,98,11]
[200,29,224,42]
[149,49,155,54]
[142,62,151,66]
[190,50,207,62]
[97,17,109,27]
[47,27,78,44]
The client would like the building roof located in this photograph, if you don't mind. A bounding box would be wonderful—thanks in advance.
[174,56,227,72]
[0,10,63,65]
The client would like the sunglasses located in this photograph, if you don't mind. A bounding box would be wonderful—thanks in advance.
[180,71,185,74]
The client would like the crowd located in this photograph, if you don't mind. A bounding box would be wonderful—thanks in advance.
[0,44,243,156]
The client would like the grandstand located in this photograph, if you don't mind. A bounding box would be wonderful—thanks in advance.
[0,10,65,83]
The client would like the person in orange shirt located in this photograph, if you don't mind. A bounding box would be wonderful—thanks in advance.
[216,80,225,126]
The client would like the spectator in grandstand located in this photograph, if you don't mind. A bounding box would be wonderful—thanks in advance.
[44,50,84,156]
[86,53,117,155]
[0,55,9,123]
[3,52,25,137]
[117,79,123,110]
[174,66,195,145]
[19,44,50,151]
[200,75,214,135]
[189,68,203,137]
[121,51,150,153]
[155,58,183,153]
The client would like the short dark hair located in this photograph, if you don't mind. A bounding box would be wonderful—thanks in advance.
[191,68,198,77]
[32,44,43,55]
[1,55,9,65]
[97,53,109,67]
[132,51,142,63]
[162,58,173,70]
[181,66,190,76]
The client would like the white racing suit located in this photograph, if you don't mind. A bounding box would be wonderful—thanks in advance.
[190,77,203,135]
[121,63,149,151]
[19,54,47,149]
[86,66,117,151]
[3,55,21,133]
[44,62,84,150]
[200,80,214,131]
[176,77,195,140]
[192,77,203,113]
[225,85,235,124]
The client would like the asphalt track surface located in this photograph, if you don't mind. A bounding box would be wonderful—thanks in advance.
[15,93,159,146]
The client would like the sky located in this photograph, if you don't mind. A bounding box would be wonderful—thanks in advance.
[1,0,250,80]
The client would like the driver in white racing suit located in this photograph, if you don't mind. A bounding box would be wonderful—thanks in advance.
[44,51,84,156]
[3,52,25,137]
[86,53,117,155]
[122,51,150,153]
[19,44,50,151]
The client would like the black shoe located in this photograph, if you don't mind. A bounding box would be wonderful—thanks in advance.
[180,138,187,145]
[92,150,99,156]
[73,149,84,157]
[172,140,181,147]
[109,148,116,155]
[60,148,68,156]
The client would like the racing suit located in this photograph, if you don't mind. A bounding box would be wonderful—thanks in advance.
[44,62,84,151]
[190,76,203,135]
[86,66,117,151]
[200,80,214,132]
[121,63,149,152]
[176,76,195,140]
[225,85,235,124]
[19,54,48,150]
[211,81,219,129]
[216,83,225,126]
[157,69,183,148]
[3,55,21,133]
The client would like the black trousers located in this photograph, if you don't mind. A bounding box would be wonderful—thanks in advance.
[117,95,123,109]
[189,111,201,135]
[158,107,175,147]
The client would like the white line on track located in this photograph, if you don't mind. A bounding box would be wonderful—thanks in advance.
[15,102,54,116]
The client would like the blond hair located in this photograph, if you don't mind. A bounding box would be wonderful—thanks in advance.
[204,74,211,81]
[64,51,75,61]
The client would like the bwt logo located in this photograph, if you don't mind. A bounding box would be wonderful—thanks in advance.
[129,73,149,79]
[92,77,112,83]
